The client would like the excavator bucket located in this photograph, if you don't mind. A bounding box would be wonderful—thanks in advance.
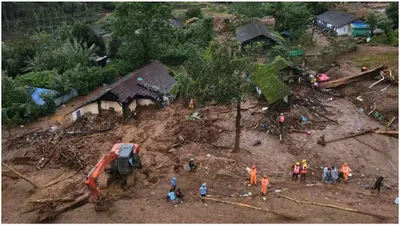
[94,198,113,212]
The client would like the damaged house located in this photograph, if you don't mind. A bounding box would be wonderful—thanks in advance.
[250,57,292,104]
[69,61,177,122]
[235,21,284,48]
[315,11,360,36]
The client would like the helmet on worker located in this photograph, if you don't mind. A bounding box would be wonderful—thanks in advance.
[202,183,206,187]
[296,162,300,166]
[190,158,194,161]
[302,159,306,163]
[172,177,176,181]
[343,163,348,166]
[280,113,284,116]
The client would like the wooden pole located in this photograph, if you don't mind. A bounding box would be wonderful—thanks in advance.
[2,162,39,189]
[202,196,299,220]
[277,195,389,220]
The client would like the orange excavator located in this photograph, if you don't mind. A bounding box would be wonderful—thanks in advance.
[85,143,142,210]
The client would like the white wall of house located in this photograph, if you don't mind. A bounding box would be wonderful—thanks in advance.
[335,24,350,36]
[70,102,99,122]
[128,99,137,111]
[137,98,155,106]
[100,100,123,112]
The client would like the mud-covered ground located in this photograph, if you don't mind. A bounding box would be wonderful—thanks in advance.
[2,82,398,223]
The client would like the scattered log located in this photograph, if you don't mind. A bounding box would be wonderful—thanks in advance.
[277,195,389,220]
[29,197,75,204]
[314,112,339,124]
[374,130,398,136]
[319,65,386,88]
[37,194,90,223]
[321,128,379,145]
[2,162,39,189]
[202,196,300,220]
[369,72,386,88]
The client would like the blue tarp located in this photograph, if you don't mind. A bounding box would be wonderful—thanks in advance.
[351,21,370,29]
[29,87,57,105]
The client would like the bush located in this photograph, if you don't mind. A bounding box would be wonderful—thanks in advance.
[15,70,59,90]
[185,7,202,19]
[159,47,189,65]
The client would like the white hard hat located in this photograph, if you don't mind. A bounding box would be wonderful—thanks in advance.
[280,113,283,116]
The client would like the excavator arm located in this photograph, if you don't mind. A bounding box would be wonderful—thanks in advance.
[85,152,118,200]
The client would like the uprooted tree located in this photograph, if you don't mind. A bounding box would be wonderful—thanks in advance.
[184,37,260,152]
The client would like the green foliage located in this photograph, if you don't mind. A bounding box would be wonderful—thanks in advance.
[366,13,378,30]
[39,91,57,114]
[70,23,106,56]
[386,2,398,29]
[159,46,189,66]
[269,45,290,60]
[370,29,398,46]
[229,3,268,19]
[15,70,59,90]
[185,7,202,19]
[270,3,313,32]
[60,37,100,69]
[111,2,173,66]
[184,37,259,105]
[306,2,331,15]
[107,34,121,58]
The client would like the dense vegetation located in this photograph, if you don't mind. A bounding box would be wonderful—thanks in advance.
[2,2,397,143]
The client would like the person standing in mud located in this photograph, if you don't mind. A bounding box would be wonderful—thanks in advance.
[372,176,384,193]
[279,113,285,141]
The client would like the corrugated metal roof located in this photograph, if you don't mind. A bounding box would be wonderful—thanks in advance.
[351,21,370,29]
[235,21,283,44]
[78,61,176,108]
[316,11,358,28]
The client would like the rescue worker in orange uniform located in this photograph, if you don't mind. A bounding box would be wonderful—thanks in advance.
[261,175,269,195]
[249,165,257,185]
[292,162,300,180]
[300,159,308,181]
[341,163,352,183]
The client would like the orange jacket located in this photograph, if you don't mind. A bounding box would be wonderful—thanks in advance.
[249,168,257,176]
[301,166,307,174]
[261,178,269,186]
[341,166,351,173]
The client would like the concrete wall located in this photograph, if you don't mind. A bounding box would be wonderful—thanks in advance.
[54,89,78,107]
[100,100,122,112]
[70,102,99,122]
[137,98,155,106]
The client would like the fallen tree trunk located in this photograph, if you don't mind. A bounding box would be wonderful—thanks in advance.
[277,195,389,220]
[202,197,299,220]
[321,128,379,145]
[37,194,90,223]
[29,197,75,204]
[2,162,39,189]
[319,65,386,88]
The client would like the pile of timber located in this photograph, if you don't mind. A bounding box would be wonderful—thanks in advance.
[319,65,387,88]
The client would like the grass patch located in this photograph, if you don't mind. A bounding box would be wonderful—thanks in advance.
[353,52,398,72]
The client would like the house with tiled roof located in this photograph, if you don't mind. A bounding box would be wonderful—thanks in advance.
[315,11,361,36]
[235,21,284,47]
[69,61,177,121]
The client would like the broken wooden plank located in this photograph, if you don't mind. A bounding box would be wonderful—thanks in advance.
[319,65,386,88]
[277,195,390,220]
[2,162,39,189]
[374,130,398,136]
[202,196,299,220]
[321,128,379,145]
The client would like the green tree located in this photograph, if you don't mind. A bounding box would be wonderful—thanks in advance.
[366,13,378,31]
[184,37,259,152]
[60,37,99,70]
[306,2,331,16]
[111,2,173,67]
[230,2,268,19]
[70,22,106,56]
[386,2,398,29]
[185,7,202,19]
[269,3,312,32]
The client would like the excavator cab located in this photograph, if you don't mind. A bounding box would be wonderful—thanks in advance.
[117,144,142,175]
